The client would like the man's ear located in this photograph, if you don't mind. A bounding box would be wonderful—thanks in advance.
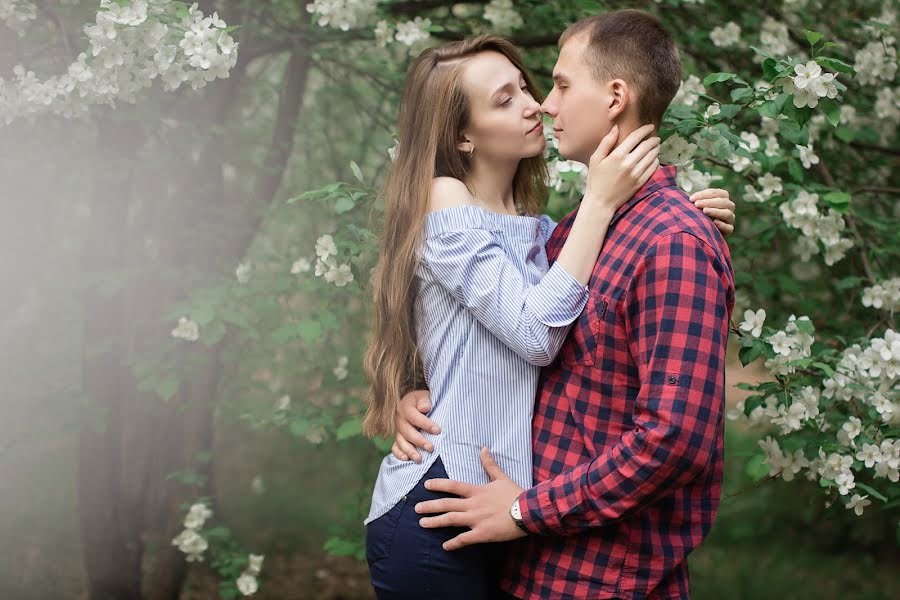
[607,79,629,121]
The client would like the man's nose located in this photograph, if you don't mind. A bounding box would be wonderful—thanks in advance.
[540,92,557,117]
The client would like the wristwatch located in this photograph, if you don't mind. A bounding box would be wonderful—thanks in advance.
[510,497,529,534]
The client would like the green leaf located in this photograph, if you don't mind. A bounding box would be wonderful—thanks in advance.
[787,158,805,183]
[703,72,745,87]
[334,196,355,214]
[155,378,180,401]
[835,126,856,143]
[730,87,754,103]
[191,304,216,326]
[855,483,888,503]
[373,437,393,453]
[835,276,866,290]
[779,120,809,146]
[745,454,770,482]
[819,99,841,127]
[336,418,363,441]
[298,320,323,343]
[350,160,364,184]
[811,362,835,377]
[762,58,780,82]
[739,343,764,366]
[804,30,824,47]
[816,57,855,74]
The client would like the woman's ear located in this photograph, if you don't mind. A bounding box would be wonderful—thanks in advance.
[457,137,474,155]
[607,79,629,121]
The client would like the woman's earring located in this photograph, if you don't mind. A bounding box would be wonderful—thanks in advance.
[467,147,474,157]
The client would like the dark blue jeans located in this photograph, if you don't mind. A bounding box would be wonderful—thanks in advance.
[366,457,509,599]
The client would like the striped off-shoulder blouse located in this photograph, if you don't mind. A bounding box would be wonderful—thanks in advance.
[365,204,589,524]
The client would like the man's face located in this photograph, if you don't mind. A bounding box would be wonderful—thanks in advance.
[541,33,613,165]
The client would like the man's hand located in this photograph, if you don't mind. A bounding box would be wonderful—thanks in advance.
[691,188,735,236]
[415,447,527,551]
[392,390,441,463]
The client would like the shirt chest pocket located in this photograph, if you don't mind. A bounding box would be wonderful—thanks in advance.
[558,292,614,367]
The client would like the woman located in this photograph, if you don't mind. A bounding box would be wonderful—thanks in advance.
[362,35,735,599]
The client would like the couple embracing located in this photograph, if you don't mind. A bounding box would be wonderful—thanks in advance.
[361,8,736,600]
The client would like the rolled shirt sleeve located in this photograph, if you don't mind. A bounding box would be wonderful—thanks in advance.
[420,211,588,367]
[519,232,730,534]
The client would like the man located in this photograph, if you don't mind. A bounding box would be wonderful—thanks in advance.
[393,10,735,599]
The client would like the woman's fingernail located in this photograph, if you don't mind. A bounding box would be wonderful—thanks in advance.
[415,503,422,512]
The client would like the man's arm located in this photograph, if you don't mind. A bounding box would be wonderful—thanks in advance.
[519,232,732,536]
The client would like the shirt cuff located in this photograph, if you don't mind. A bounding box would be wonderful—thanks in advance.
[518,481,563,535]
[525,262,590,327]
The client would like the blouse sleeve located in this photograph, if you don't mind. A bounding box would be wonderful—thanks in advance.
[420,207,588,366]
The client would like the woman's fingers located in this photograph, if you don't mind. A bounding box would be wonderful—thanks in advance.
[613,123,656,156]
[689,187,729,201]
[714,220,734,236]
[702,207,735,223]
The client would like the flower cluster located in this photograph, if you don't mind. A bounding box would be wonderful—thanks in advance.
[0,1,238,125]
[0,0,36,35]
[764,314,815,376]
[314,234,355,287]
[781,61,838,109]
[710,22,741,48]
[172,502,213,562]
[862,278,900,312]
[483,0,523,35]
[172,316,200,341]
[305,0,377,31]
[779,190,853,265]
[236,554,265,596]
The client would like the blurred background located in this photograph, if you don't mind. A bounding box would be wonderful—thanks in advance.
[1,1,897,599]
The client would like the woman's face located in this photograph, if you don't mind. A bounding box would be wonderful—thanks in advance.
[457,51,545,163]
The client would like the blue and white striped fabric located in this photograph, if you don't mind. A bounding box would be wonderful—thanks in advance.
[365,204,590,525]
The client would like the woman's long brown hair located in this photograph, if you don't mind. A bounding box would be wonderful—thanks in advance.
[362,35,549,439]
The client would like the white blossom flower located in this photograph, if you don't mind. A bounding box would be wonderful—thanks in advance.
[757,173,783,198]
[856,443,882,468]
[739,131,760,152]
[660,135,696,166]
[845,493,871,516]
[797,143,819,169]
[861,278,900,312]
[483,0,523,34]
[854,39,898,86]
[274,395,291,412]
[374,20,394,47]
[246,554,265,576]
[324,263,354,287]
[676,165,721,193]
[306,0,378,31]
[710,22,741,48]
[740,308,766,337]
[172,528,208,562]
[235,260,251,284]
[395,17,431,47]
[315,234,337,259]
[704,103,721,119]
[171,316,200,341]
[184,502,213,530]
[236,573,258,595]
[672,74,705,107]
[729,154,752,173]
[333,355,349,380]
[291,257,312,274]
[250,475,265,495]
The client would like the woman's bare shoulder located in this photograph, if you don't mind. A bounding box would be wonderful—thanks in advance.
[428,177,474,213]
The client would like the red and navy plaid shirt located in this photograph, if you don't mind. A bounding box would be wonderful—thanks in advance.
[501,166,735,599]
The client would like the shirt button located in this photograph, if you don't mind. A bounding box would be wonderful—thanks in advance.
[667,375,677,385]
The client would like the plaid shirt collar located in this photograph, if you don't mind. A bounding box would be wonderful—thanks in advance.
[597,164,679,228]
